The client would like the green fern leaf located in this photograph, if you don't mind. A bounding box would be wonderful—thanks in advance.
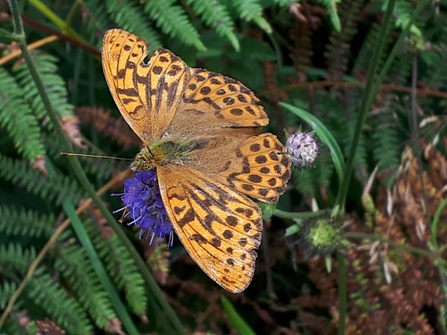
[14,53,75,122]
[85,220,147,315]
[386,0,422,37]
[55,243,117,329]
[187,0,239,50]
[82,0,110,42]
[371,110,400,184]
[0,243,36,273]
[0,155,84,206]
[0,281,18,309]
[231,0,272,32]
[0,205,55,238]
[26,271,92,334]
[0,68,45,163]
[318,0,341,31]
[353,23,393,75]
[144,0,205,50]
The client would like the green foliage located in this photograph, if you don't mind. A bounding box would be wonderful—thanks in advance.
[0,68,44,163]
[14,53,75,122]
[0,154,83,206]
[0,206,55,238]
[26,270,93,334]
[55,242,117,329]
[0,244,36,273]
[143,0,205,50]
[186,0,239,50]
[84,220,147,316]
[0,282,17,309]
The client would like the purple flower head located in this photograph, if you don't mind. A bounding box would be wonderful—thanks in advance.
[286,132,319,168]
[114,170,173,246]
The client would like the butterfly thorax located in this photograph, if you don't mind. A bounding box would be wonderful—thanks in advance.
[130,138,209,171]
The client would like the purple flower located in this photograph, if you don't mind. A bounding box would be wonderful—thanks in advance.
[113,170,173,246]
[286,132,319,168]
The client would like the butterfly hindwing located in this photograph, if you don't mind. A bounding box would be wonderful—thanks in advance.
[157,164,262,293]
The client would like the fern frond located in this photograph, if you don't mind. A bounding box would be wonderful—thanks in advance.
[318,0,341,31]
[186,0,239,50]
[0,68,45,163]
[388,53,412,85]
[371,110,400,182]
[85,220,147,315]
[144,0,205,50]
[231,0,272,32]
[232,0,263,20]
[0,281,18,309]
[389,0,422,37]
[289,19,313,78]
[55,243,116,329]
[0,155,84,206]
[105,0,161,50]
[14,53,75,122]
[325,0,365,79]
[26,270,92,334]
[0,206,55,238]
[353,23,392,76]
[0,244,36,273]
[82,0,110,43]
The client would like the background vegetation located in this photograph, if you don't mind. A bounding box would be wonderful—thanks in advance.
[0,0,446,334]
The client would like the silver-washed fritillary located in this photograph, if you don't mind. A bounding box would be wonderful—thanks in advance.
[101,29,291,293]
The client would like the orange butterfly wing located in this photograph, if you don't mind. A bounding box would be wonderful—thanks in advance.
[157,164,262,293]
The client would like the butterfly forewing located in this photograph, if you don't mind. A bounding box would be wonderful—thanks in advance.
[102,29,190,142]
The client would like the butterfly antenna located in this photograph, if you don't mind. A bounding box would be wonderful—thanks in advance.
[61,152,133,161]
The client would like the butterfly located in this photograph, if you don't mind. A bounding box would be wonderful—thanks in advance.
[101,28,291,293]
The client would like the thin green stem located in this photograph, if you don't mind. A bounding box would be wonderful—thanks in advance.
[431,199,447,251]
[370,0,431,101]
[27,0,84,41]
[273,209,327,220]
[335,0,396,215]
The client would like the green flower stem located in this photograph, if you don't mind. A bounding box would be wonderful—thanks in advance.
[274,209,327,220]
[335,0,396,215]
[431,199,447,251]
[7,1,185,334]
